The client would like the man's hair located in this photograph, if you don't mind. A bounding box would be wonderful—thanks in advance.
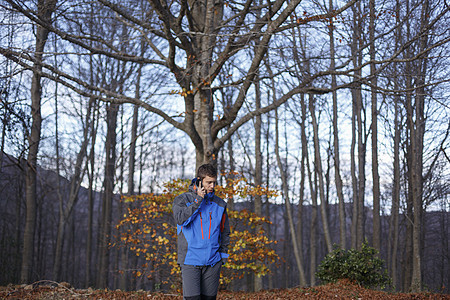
[196,163,217,180]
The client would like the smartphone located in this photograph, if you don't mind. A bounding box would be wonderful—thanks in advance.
[195,177,202,189]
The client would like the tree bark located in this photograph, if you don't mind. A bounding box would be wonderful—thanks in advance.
[389,87,401,289]
[300,92,318,286]
[275,107,307,287]
[119,53,142,291]
[97,102,119,288]
[21,0,57,283]
[328,0,346,249]
[297,94,306,284]
[309,96,333,253]
[254,72,263,291]
[85,100,98,287]
[388,0,401,287]
[53,96,93,281]
[349,1,360,250]
[408,0,429,292]
[350,0,366,250]
[369,0,381,253]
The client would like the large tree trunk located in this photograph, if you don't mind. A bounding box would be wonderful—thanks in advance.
[185,0,223,167]
[21,0,57,283]
[160,0,305,167]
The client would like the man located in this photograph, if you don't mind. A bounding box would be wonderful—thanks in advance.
[172,164,230,300]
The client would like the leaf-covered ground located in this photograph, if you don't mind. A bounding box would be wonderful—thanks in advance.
[1,280,449,299]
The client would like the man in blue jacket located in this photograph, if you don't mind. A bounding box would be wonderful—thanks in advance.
[173,164,230,300]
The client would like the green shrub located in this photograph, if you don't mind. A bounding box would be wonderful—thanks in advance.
[316,241,391,289]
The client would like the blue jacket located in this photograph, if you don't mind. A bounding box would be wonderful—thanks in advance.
[173,182,230,266]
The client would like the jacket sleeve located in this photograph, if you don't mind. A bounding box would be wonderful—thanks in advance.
[172,193,203,226]
[219,207,230,258]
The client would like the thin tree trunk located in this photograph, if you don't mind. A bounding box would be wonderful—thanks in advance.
[275,107,307,287]
[409,0,429,292]
[350,94,358,250]
[85,105,96,287]
[328,0,346,249]
[389,91,401,289]
[254,72,263,291]
[297,94,306,284]
[300,93,318,287]
[119,54,143,291]
[403,0,413,290]
[85,2,97,287]
[369,0,381,253]
[53,53,64,281]
[21,0,57,283]
[97,101,119,288]
[389,0,401,286]
[307,135,318,286]
[308,95,333,253]
[264,106,273,290]
[54,96,93,281]
[350,1,366,250]
[356,91,366,250]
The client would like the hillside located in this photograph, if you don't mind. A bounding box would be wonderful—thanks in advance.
[1,153,449,292]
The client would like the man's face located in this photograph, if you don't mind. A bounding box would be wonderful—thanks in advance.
[202,175,217,193]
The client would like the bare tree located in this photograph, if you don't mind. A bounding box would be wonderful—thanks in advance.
[20,0,57,283]
[309,96,333,253]
[253,71,263,291]
[387,0,402,288]
[2,0,362,169]
[328,0,346,249]
[274,106,307,286]
[369,0,381,253]
[53,96,94,281]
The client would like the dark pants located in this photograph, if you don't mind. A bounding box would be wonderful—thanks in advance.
[180,263,222,300]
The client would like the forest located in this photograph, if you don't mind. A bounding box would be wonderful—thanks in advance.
[0,0,449,295]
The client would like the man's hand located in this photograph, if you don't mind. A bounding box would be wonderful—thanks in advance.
[197,180,206,198]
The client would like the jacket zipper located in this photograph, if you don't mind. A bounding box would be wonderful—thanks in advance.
[209,211,212,239]
[200,212,204,239]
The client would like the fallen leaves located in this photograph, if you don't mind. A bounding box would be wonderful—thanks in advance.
[1,279,449,299]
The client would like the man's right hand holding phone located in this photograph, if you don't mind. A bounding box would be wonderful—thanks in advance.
[197,179,206,198]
